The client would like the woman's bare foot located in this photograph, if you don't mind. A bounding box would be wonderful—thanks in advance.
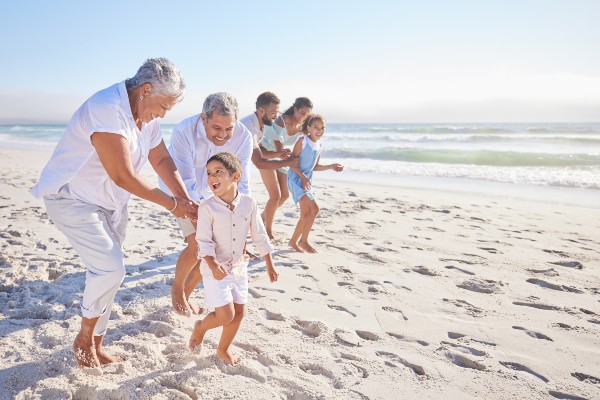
[216,348,241,365]
[73,334,100,368]
[187,302,205,315]
[288,240,304,252]
[172,287,191,316]
[189,320,206,352]
[298,241,317,253]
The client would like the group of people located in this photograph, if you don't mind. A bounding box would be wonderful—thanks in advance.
[31,58,343,368]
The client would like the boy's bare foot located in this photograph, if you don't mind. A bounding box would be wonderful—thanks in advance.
[73,334,100,368]
[288,240,304,252]
[171,287,191,316]
[96,348,125,365]
[189,320,206,352]
[216,348,241,365]
[298,241,317,253]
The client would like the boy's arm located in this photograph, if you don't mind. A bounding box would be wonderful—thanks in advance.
[195,204,228,280]
[263,253,278,283]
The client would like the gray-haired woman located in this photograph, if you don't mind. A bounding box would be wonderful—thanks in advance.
[31,58,198,368]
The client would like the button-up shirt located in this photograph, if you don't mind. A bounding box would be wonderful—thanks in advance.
[162,114,253,202]
[239,112,263,149]
[196,193,273,273]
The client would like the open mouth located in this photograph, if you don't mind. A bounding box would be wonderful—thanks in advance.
[214,136,226,142]
[211,182,221,189]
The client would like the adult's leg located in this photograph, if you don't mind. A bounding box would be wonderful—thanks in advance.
[45,195,126,367]
[276,170,290,207]
[184,265,204,315]
[259,169,282,240]
[172,232,199,315]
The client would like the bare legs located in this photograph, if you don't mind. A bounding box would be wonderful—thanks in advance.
[259,169,289,240]
[189,303,245,365]
[73,317,122,368]
[171,233,202,315]
[289,196,319,253]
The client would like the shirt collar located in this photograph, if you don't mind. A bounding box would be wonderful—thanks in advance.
[213,191,241,210]
[119,81,135,123]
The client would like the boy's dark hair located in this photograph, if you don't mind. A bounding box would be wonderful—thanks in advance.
[207,152,243,176]
[283,97,313,116]
[256,92,280,110]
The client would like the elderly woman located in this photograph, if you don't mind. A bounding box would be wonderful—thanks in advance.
[31,58,197,368]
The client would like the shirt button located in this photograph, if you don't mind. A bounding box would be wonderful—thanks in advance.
[233,224,235,226]
[233,238,236,241]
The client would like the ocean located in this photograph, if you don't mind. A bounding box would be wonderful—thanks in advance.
[2,122,599,204]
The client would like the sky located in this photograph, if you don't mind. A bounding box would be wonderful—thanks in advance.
[1,0,599,123]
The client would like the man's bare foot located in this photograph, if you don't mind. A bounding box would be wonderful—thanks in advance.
[189,320,206,352]
[73,334,100,368]
[288,240,304,252]
[172,287,191,316]
[216,348,241,365]
[298,241,317,253]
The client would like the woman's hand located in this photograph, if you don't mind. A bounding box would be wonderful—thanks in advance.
[277,148,292,159]
[169,196,198,220]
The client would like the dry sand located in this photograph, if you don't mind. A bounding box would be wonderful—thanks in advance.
[0,147,599,400]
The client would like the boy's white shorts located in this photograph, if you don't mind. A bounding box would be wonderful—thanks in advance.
[200,261,248,308]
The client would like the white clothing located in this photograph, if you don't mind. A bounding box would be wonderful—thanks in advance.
[239,112,264,149]
[196,193,272,308]
[43,185,127,336]
[200,260,248,308]
[31,81,163,213]
[162,115,252,202]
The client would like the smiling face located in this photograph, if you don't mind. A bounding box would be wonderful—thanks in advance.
[306,119,325,142]
[201,112,235,146]
[294,106,312,122]
[260,102,279,126]
[133,83,178,124]
[206,159,240,199]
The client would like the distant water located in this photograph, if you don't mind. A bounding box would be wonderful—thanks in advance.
[1,122,599,190]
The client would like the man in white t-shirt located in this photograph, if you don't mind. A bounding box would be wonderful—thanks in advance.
[162,92,253,316]
[239,92,297,170]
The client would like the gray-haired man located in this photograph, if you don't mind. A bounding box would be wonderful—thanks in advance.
[161,92,253,316]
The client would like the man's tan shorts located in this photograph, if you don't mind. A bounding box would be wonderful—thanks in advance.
[176,217,196,241]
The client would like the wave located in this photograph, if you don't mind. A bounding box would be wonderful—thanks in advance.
[321,148,600,167]
[324,133,600,144]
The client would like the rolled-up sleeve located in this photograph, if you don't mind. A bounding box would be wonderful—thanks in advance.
[169,124,199,201]
[196,203,216,259]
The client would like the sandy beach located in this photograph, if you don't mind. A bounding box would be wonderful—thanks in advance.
[0,146,599,400]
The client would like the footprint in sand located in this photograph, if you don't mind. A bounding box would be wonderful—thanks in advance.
[571,372,600,385]
[445,265,475,275]
[299,364,343,389]
[259,308,286,321]
[526,268,559,277]
[334,329,361,347]
[440,341,487,356]
[376,351,426,375]
[439,257,477,265]
[457,279,502,294]
[526,278,584,293]
[337,281,363,294]
[549,261,583,270]
[387,332,429,347]
[543,249,570,258]
[382,306,408,320]
[443,351,486,371]
[443,298,484,317]
[355,330,380,341]
[328,304,357,317]
[299,285,328,296]
[254,286,285,294]
[499,361,549,383]
[513,301,562,311]
[410,266,439,276]
[447,332,497,346]
[547,390,587,400]
[512,326,553,341]
[293,319,328,337]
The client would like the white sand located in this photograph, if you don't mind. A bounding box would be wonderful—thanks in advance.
[0,147,599,400]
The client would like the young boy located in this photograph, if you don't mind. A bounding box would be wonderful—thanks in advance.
[189,152,279,365]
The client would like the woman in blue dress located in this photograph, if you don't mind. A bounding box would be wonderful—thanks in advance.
[259,97,312,240]
[287,114,344,253]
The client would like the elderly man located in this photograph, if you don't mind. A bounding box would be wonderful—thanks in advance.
[164,92,253,316]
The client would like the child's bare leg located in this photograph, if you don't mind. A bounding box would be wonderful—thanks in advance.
[73,317,101,368]
[216,303,245,365]
[94,334,124,365]
[184,266,204,315]
[260,169,282,240]
[298,198,319,253]
[172,234,199,316]
[189,302,235,352]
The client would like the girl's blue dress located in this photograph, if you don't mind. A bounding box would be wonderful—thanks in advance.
[287,136,322,203]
